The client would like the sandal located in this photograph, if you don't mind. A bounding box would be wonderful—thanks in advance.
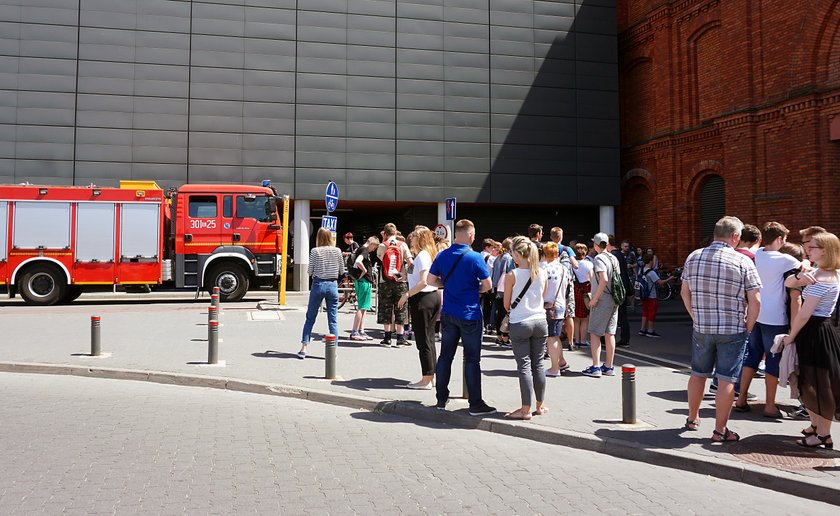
[504,409,532,421]
[711,428,740,443]
[797,434,833,449]
[801,424,817,437]
[684,418,700,431]
[732,403,751,413]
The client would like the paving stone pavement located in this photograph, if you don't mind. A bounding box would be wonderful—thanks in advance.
[0,373,835,515]
[0,292,838,485]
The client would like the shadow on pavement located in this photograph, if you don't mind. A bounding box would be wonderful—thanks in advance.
[482,369,518,378]
[252,350,323,361]
[647,389,688,402]
[594,426,698,450]
[332,377,410,391]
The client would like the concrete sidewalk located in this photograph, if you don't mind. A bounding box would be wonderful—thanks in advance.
[1,292,838,502]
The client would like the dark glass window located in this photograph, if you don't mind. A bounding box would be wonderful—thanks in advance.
[188,196,217,218]
[235,195,270,222]
[223,195,233,218]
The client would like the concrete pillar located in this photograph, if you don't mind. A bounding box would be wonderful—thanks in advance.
[293,199,310,291]
[437,202,453,243]
[599,205,615,236]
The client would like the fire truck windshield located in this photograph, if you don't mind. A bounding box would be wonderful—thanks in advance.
[235,195,272,222]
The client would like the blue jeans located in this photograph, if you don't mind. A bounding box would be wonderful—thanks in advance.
[744,322,786,377]
[436,313,485,408]
[690,330,749,383]
[301,278,339,344]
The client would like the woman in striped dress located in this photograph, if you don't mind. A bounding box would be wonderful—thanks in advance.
[299,227,345,359]
[782,231,840,449]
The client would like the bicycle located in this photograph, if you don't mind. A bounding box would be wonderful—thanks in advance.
[655,267,683,301]
[337,275,357,310]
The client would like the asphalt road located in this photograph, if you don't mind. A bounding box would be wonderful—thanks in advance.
[0,373,834,515]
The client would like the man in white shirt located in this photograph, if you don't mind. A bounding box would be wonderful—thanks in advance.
[734,222,800,417]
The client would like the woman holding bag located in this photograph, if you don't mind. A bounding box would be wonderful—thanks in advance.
[543,242,575,377]
[503,236,548,420]
[398,226,441,389]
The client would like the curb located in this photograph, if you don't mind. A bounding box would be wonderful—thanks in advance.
[1,360,838,506]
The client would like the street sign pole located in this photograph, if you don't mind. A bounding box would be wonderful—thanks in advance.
[279,194,290,305]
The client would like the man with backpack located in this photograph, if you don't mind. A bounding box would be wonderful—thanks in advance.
[636,253,675,337]
[349,237,380,341]
[376,223,413,347]
[582,232,624,378]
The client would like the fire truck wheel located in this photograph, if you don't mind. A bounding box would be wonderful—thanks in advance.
[207,263,249,302]
[19,264,67,306]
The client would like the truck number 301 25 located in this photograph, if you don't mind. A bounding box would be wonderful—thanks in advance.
[189,219,217,229]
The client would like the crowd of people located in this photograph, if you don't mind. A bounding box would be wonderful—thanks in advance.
[299,217,840,445]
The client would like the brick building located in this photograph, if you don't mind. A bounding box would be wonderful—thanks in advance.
[617,0,840,267]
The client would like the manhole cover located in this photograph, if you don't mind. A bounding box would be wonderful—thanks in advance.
[729,436,838,471]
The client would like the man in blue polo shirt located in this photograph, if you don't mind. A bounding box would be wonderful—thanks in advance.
[427,219,495,416]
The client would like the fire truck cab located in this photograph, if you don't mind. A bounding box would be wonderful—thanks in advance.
[0,181,282,305]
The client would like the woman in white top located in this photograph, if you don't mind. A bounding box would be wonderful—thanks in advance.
[573,243,594,346]
[783,231,840,449]
[503,236,548,420]
[398,226,441,389]
[542,242,575,377]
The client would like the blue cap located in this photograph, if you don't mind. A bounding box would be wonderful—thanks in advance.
[261,180,271,187]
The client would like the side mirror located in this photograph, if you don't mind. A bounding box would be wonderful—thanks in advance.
[266,196,278,222]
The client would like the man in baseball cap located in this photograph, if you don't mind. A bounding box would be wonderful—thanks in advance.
[581,232,621,377]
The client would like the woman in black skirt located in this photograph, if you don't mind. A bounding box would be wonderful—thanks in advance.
[782,231,840,449]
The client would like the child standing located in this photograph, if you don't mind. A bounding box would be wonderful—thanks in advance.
[638,254,674,337]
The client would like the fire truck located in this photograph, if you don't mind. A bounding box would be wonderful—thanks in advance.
[0,180,283,305]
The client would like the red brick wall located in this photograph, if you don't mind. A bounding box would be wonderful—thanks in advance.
[617,0,840,267]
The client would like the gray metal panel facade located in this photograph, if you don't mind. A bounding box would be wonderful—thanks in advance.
[0,0,618,205]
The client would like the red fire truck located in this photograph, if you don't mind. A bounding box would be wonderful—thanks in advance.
[0,180,283,305]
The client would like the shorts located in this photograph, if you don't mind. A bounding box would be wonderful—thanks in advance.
[641,298,659,321]
[547,318,563,337]
[690,330,749,383]
[377,280,408,324]
[743,322,787,377]
[588,297,618,337]
[354,278,371,311]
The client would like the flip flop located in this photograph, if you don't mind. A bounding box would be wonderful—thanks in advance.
[504,411,532,421]
[732,403,751,413]
[762,409,783,419]
[533,407,549,416]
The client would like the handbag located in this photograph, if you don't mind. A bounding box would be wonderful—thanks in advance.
[544,268,564,321]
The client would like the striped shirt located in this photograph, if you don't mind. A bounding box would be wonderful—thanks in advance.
[682,241,762,334]
[307,246,345,280]
[803,280,840,317]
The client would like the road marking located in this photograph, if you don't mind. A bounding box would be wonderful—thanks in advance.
[248,311,283,321]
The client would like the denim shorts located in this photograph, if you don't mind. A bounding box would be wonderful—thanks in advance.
[547,318,563,337]
[690,330,749,383]
[743,322,786,377]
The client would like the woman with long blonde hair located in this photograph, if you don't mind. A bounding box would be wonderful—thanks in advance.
[503,236,548,419]
[398,226,441,388]
[298,228,345,359]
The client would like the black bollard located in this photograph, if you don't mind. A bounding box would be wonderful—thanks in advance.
[208,320,219,364]
[622,364,637,424]
[324,334,336,379]
[90,315,101,356]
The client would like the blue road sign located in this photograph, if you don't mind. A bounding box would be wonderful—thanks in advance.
[445,197,456,221]
[325,181,339,213]
[321,215,337,232]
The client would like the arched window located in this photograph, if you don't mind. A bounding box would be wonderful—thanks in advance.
[699,175,725,242]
